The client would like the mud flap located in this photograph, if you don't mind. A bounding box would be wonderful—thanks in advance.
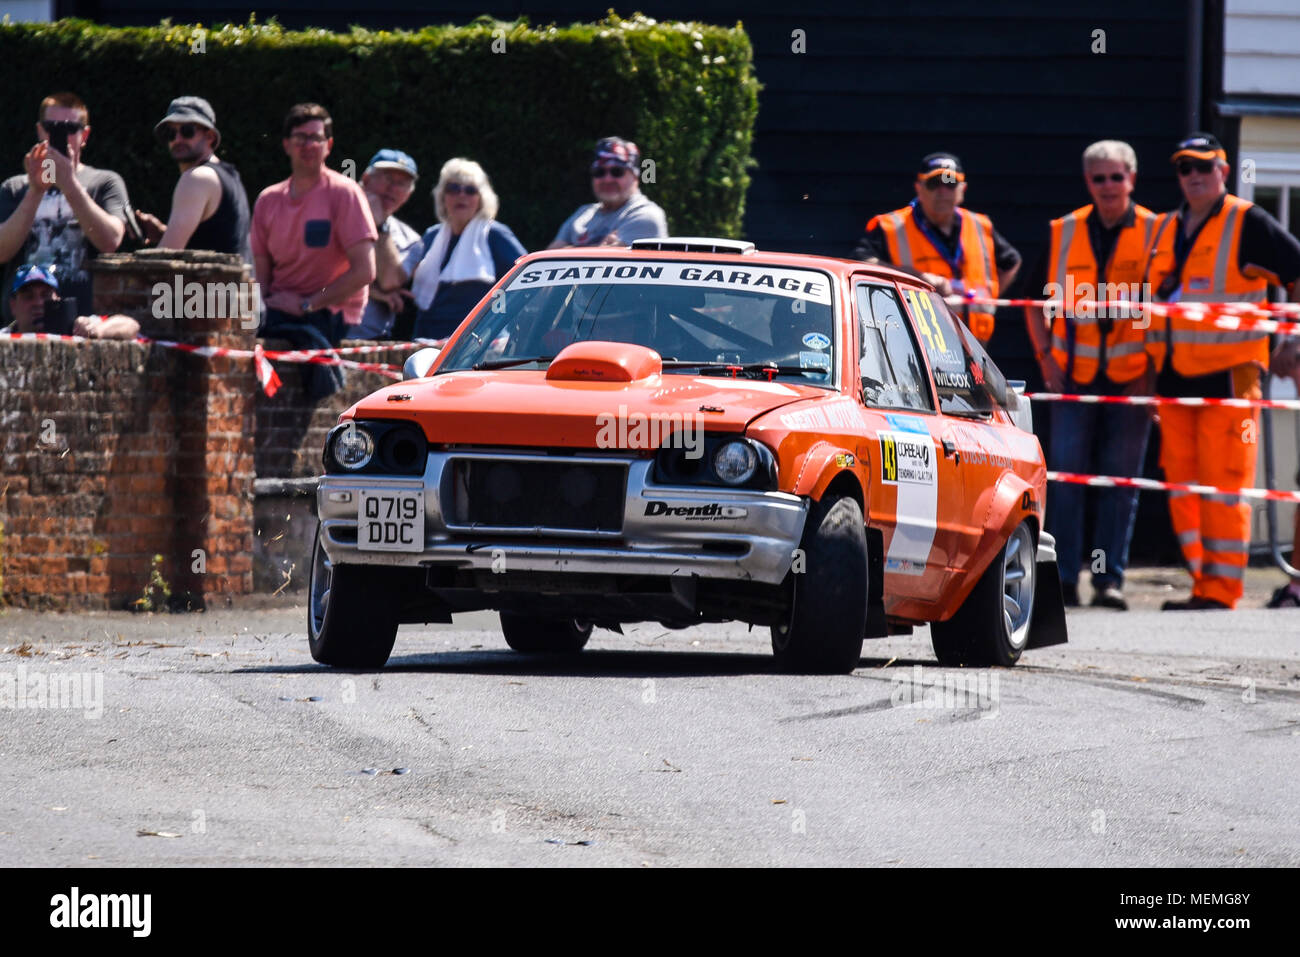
[1027,530,1068,649]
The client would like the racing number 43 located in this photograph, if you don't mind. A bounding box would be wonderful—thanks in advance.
[904,289,948,355]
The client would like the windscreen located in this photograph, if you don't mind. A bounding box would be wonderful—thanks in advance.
[436,259,838,385]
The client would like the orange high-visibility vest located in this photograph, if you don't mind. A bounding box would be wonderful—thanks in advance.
[870,204,1000,340]
[1046,203,1157,384]
[1144,194,1269,376]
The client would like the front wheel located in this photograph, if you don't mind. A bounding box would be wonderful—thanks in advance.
[499,612,592,654]
[770,494,868,674]
[308,528,399,667]
[931,520,1037,667]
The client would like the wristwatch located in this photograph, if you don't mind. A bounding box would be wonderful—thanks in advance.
[378,218,391,236]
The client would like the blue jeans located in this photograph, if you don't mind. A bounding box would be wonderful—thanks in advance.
[1046,400,1152,588]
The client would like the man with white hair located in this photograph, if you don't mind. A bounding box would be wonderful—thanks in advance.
[1024,139,1157,610]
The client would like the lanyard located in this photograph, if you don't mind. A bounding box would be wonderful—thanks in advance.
[910,199,964,275]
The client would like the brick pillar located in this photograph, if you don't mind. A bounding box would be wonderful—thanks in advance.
[92,250,257,607]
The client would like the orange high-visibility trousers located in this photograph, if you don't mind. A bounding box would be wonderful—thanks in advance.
[1158,367,1261,607]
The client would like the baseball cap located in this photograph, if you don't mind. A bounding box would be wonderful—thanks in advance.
[10,264,59,297]
[366,149,418,180]
[917,152,965,183]
[1170,132,1226,163]
[592,136,640,171]
[154,96,220,147]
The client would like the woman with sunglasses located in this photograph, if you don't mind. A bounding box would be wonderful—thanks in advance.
[405,158,526,341]
[547,136,667,249]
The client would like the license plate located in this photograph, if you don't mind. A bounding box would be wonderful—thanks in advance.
[357,489,424,552]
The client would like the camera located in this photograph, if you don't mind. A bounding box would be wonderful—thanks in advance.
[41,296,77,336]
[43,120,82,156]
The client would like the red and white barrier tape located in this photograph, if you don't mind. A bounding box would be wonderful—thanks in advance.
[946,295,1300,337]
[1027,391,1300,411]
[1048,470,1300,503]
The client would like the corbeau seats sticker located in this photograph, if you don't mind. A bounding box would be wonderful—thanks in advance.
[509,260,833,304]
[878,426,938,576]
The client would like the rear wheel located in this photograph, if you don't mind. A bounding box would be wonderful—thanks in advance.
[770,494,867,674]
[499,612,592,654]
[931,520,1037,667]
[308,527,399,667]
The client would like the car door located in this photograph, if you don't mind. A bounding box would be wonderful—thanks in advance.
[853,281,966,601]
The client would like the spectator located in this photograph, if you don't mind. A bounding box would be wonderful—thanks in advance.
[1144,133,1300,610]
[0,92,131,323]
[136,96,252,262]
[1,263,138,339]
[401,158,526,341]
[854,152,1020,341]
[345,149,422,340]
[250,103,376,397]
[1024,140,1158,610]
[548,137,667,248]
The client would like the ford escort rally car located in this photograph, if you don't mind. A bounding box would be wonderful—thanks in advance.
[308,237,1068,674]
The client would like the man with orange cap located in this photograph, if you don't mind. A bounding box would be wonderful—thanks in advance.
[854,152,1020,342]
[1145,133,1300,610]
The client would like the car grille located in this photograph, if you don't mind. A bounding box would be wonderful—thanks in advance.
[445,457,627,534]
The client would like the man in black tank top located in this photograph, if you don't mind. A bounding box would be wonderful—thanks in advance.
[137,96,252,263]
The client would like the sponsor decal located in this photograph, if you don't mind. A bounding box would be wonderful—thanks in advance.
[798,350,831,371]
[880,422,938,577]
[885,413,929,435]
[801,332,831,350]
[644,500,747,520]
[878,431,934,485]
[1021,489,1040,512]
[834,453,855,468]
[508,260,832,304]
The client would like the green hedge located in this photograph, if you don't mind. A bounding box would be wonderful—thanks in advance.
[0,13,759,250]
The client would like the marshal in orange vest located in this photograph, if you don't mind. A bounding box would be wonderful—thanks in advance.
[1045,203,1157,384]
[868,205,1000,340]
[1144,193,1270,377]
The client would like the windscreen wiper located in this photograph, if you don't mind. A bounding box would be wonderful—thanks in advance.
[471,355,555,370]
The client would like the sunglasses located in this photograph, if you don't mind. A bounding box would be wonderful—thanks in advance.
[921,175,961,190]
[162,123,201,141]
[1176,159,1216,176]
[591,165,631,179]
[288,132,328,145]
[444,182,479,196]
[1090,172,1127,184]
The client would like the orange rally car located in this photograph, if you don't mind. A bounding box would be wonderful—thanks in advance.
[309,238,1067,673]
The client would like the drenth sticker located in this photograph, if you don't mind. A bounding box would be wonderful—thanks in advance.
[802,332,831,350]
[879,426,938,577]
[644,501,747,521]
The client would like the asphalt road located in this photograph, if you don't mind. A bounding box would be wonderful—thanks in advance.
[1,567,1296,867]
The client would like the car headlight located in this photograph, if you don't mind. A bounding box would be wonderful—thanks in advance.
[332,424,375,471]
[713,440,758,485]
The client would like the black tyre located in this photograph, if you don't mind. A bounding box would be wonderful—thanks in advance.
[499,612,592,654]
[770,494,868,674]
[931,520,1037,668]
[307,528,399,667]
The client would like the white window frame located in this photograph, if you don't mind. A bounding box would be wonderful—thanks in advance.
[1237,151,1300,231]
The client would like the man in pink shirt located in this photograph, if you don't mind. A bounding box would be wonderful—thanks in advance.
[251,103,376,394]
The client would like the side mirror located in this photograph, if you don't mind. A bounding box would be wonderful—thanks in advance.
[402,347,441,380]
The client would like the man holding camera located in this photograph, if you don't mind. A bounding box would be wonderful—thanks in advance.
[0,264,138,339]
[0,92,132,322]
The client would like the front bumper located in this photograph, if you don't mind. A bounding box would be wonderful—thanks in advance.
[317,451,809,586]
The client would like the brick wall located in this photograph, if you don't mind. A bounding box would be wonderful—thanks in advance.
[0,250,257,610]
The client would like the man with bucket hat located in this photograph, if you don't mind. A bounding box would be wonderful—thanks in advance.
[137,96,252,262]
